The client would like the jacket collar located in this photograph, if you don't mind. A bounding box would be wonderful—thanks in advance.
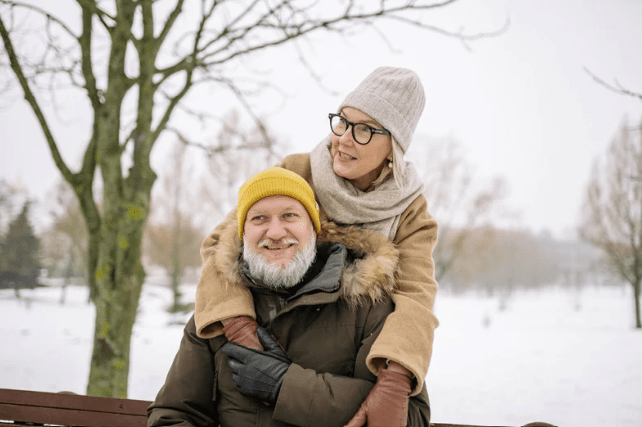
[242,243,348,317]
[214,218,400,310]
[294,242,345,297]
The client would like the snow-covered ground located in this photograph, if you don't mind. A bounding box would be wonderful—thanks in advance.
[1,279,640,427]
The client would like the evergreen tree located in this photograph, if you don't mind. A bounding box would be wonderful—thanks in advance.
[0,201,40,288]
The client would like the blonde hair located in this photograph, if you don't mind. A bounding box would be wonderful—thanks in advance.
[371,137,406,190]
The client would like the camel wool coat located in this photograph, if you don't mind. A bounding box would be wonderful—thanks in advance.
[194,153,439,395]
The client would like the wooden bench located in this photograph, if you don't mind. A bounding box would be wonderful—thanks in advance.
[0,387,555,427]
[0,388,149,427]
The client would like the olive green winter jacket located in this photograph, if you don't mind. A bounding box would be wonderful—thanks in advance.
[148,223,431,427]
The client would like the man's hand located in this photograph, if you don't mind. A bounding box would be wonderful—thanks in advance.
[343,366,412,427]
[222,316,263,351]
[221,326,291,405]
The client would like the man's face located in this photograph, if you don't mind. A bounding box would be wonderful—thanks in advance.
[244,195,314,268]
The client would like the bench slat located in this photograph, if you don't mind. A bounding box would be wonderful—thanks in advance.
[0,388,551,427]
[0,388,150,427]
[0,388,150,414]
[0,403,146,427]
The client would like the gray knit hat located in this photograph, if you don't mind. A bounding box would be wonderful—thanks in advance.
[338,66,425,154]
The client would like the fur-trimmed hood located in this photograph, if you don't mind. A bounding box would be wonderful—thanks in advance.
[211,217,400,309]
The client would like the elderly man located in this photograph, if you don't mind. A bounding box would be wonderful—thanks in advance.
[147,167,431,427]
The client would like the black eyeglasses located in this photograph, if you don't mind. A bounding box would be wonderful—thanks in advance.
[328,113,391,145]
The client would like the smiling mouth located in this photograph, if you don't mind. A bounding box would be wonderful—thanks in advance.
[259,239,298,250]
[263,244,294,250]
[338,152,356,161]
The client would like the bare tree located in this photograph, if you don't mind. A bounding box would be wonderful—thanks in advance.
[144,141,200,313]
[144,217,202,300]
[40,180,88,303]
[579,118,642,329]
[419,135,508,282]
[198,109,286,225]
[143,217,203,314]
[0,0,500,397]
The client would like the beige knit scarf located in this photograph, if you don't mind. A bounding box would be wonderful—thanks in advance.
[310,138,425,240]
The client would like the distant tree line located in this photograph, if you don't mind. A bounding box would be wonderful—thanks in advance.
[435,226,603,296]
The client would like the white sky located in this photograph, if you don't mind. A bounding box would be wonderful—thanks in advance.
[1,0,641,237]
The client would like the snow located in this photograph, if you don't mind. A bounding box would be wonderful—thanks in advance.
[1,281,640,427]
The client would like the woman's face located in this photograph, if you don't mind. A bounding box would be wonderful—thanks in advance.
[330,107,392,191]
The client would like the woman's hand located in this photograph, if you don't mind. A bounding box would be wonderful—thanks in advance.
[343,361,412,427]
[222,316,263,351]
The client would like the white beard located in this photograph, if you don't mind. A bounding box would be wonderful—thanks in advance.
[243,232,317,290]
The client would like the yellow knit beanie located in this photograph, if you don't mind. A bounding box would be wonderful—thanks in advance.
[237,167,321,238]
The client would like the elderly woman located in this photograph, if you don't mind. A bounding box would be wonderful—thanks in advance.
[196,66,439,426]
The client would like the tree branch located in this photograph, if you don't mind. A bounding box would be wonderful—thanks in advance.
[384,13,510,51]
[222,77,274,148]
[585,67,642,101]
[75,0,115,31]
[77,2,102,112]
[0,0,78,38]
[155,0,185,54]
[166,125,274,157]
[0,15,73,182]
[198,1,500,67]
[149,0,218,147]
[150,69,194,148]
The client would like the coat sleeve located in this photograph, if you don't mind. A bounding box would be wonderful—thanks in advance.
[147,317,221,427]
[272,300,431,427]
[194,208,256,338]
[365,195,440,396]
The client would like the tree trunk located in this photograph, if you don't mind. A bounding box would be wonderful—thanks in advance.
[170,203,182,312]
[84,137,154,397]
[634,279,641,329]
[87,262,144,397]
[170,250,182,312]
[59,251,73,305]
[86,207,148,397]
[85,3,146,395]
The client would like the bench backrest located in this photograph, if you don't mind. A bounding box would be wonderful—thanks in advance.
[0,387,555,427]
[0,388,150,427]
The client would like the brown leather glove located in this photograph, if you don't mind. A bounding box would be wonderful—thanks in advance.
[222,316,263,351]
[343,367,412,427]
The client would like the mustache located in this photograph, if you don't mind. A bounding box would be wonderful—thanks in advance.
[257,238,299,249]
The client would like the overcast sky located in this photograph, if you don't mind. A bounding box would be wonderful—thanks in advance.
[1,0,641,238]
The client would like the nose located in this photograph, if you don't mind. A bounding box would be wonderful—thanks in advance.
[338,126,355,146]
[265,217,287,240]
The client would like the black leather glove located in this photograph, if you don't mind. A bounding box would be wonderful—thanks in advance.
[221,326,291,405]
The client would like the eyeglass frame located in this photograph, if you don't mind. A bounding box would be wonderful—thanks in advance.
[328,113,391,145]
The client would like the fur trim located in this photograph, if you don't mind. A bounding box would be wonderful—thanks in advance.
[212,217,400,309]
[317,221,399,309]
